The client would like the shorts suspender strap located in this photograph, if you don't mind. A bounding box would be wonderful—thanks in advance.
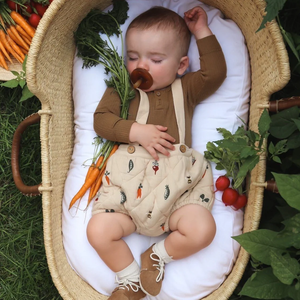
[171,79,185,144]
[137,78,185,144]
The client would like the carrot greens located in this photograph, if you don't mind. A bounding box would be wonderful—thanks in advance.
[70,0,133,208]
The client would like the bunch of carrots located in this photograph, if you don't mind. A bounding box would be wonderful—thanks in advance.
[69,141,119,210]
[0,4,35,70]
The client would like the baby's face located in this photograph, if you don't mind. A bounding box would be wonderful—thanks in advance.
[126,28,185,92]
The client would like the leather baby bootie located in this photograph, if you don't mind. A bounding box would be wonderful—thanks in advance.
[108,279,146,300]
[139,244,165,296]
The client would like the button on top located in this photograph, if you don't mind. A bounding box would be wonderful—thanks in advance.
[127,145,135,154]
[180,145,186,153]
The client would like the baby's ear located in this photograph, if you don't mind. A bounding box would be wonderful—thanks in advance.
[177,56,189,75]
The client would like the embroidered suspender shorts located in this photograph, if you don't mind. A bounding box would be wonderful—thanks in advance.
[92,79,214,237]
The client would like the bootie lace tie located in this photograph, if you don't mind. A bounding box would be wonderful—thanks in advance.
[150,252,165,282]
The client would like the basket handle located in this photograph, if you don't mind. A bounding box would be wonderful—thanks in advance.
[11,112,41,196]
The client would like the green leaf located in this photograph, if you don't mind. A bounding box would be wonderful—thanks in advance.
[270,250,300,285]
[293,118,300,131]
[240,146,258,158]
[269,117,297,139]
[215,138,248,152]
[278,213,300,248]
[272,156,282,164]
[1,79,19,88]
[239,267,289,299]
[19,79,26,89]
[20,85,34,102]
[287,132,300,149]
[216,127,234,139]
[272,173,300,211]
[11,70,20,76]
[233,229,286,265]
[257,0,287,31]
[258,109,271,136]
[237,155,259,179]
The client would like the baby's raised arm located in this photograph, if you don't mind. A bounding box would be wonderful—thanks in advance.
[184,6,212,40]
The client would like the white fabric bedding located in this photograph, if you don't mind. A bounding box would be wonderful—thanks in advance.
[62,0,250,299]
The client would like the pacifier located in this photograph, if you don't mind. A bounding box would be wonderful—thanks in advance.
[130,68,153,90]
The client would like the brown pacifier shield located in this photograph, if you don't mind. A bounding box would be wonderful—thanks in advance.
[130,68,153,90]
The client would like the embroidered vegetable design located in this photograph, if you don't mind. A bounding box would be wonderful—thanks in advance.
[160,223,165,231]
[128,159,134,173]
[137,183,143,199]
[147,211,152,219]
[152,160,159,175]
[105,170,110,185]
[202,164,209,179]
[105,209,115,212]
[120,191,127,204]
[192,156,196,166]
[164,185,170,200]
[187,176,192,184]
[200,194,209,203]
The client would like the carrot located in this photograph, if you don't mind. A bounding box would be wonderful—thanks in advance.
[0,49,8,70]
[19,46,28,55]
[69,167,100,210]
[6,34,25,62]
[0,29,23,63]
[11,11,35,38]
[0,40,12,63]
[15,24,32,42]
[87,167,106,206]
[9,26,30,51]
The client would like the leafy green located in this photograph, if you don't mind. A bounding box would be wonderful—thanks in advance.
[0,56,34,102]
[204,109,288,193]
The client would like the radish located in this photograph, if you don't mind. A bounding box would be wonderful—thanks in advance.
[35,3,48,17]
[29,13,41,28]
[215,175,230,191]
[222,188,238,206]
[232,194,247,210]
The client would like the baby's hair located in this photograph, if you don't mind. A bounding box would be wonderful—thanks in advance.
[127,6,191,56]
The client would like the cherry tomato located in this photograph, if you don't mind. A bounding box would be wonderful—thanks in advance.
[232,194,248,210]
[35,3,48,17]
[215,175,230,191]
[222,188,239,206]
[29,13,41,28]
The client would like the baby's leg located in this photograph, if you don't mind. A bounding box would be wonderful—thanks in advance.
[87,212,136,272]
[166,204,216,259]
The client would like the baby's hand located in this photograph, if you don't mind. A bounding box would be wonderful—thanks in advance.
[184,6,212,39]
[129,123,176,160]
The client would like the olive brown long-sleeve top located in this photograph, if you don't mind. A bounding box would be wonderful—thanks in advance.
[94,35,226,148]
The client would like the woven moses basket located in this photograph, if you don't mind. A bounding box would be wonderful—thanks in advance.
[24,0,290,299]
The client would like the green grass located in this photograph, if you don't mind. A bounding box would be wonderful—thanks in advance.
[0,86,61,300]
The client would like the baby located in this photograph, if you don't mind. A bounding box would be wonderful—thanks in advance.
[87,5,226,300]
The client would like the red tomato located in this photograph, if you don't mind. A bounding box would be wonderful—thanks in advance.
[222,188,239,206]
[232,194,248,210]
[29,13,41,28]
[215,175,230,191]
[6,0,18,10]
[35,3,48,16]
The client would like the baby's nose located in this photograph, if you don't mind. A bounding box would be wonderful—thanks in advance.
[137,59,149,70]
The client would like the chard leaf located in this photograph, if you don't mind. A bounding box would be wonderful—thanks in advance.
[233,229,286,265]
[272,173,300,211]
[270,250,300,285]
[239,267,290,299]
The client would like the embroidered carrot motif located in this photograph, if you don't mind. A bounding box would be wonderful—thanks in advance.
[105,171,110,185]
[192,156,196,166]
[164,185,170,200]
[160,223,165,231]
[202,165,209,179]
[137,183,143,199]
[152,160,159,174]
